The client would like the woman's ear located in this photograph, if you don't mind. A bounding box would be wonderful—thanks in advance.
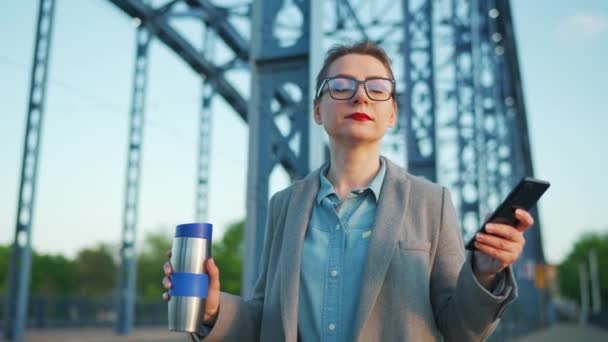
[388,101,397,128]
[314,102,322,124]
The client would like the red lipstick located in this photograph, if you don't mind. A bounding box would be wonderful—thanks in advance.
[346,112,373,121]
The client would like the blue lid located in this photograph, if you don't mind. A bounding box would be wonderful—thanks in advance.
[175,223,213,239]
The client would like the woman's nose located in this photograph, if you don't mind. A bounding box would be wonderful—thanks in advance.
[351,84,369,104]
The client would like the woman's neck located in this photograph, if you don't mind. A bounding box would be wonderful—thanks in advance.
[326,143,381,200]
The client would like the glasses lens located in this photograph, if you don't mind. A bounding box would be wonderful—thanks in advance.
[327,78,356,99]
[365,79,393,100]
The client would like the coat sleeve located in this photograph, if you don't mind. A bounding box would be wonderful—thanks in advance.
[201,192,282,341]
[431,187,518,341]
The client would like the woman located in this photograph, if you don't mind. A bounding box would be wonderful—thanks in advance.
[163,41,533,341]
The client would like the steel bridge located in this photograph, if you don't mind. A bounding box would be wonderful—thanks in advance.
[4,0,551,340]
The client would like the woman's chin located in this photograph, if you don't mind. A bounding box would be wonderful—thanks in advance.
[330,131,384,146]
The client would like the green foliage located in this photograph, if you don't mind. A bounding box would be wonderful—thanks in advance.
[212,220,244,295]
[0,245,76,295]
[558,231,608,307]
[0,220,245,300]
[0,245,10,293]
[137,229,172,300]
[72,243,117,296]
[30,251,75,295]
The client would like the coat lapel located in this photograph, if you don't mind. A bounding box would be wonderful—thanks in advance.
[353,159,411,340]
[279,168,321,341]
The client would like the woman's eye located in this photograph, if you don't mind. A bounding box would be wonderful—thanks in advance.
[333,87,351,92]
[329,79,354,92]
[368,86,387,94]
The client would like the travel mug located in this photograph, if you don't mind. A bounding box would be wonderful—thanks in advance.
[168,223,213,333]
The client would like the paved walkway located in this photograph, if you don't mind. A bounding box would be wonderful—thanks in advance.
[13,323,608,341]
[514,323,608,342]
[20,327,189,342]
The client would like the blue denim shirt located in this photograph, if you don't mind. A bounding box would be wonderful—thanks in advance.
[298,159,386,342]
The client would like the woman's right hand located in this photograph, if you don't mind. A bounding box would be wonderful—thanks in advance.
[162,250,221,326]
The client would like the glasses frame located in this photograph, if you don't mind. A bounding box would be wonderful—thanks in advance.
[316,76,396,101]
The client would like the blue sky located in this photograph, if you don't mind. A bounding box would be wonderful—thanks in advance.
[1,0,607,264]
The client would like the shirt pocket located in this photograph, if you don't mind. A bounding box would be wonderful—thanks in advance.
[345,228,372,250]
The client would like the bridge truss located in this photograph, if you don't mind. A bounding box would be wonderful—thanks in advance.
[4,0,549,340]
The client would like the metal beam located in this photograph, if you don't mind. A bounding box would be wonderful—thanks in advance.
[107,0,303,175]
[107,0,249,120]
[4,1,56,340]
[497,0,550,329]
[184,0,250,61]
[452,0,481,240]
[195,27,215,222]
[339,0,370,41]
[243,0,312,297]
[115,22,151,335]
[403,0,438,182]
[495,0,535,179]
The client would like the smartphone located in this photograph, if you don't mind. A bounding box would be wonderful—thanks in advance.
[465,177,550,250]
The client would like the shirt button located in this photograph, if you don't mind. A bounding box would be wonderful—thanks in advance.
[330,270,338,277]
[328,323,336,331]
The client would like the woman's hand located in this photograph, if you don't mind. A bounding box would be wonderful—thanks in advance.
[472,209,534,289]
[162,250,222,326]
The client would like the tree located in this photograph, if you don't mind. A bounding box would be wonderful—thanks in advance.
[72,243,117,296]
[137,229,172,300]
[0,245,10,294]
[0,244,75,296]
[558,231,608,308]
[30,251,75,295]
[212,220,244,295]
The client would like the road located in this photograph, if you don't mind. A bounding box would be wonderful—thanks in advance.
[13,323,608,341]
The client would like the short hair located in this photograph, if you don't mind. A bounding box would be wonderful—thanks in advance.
[314,40,395,104]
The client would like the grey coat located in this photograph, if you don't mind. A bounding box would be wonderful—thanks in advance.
[203,158,517,341]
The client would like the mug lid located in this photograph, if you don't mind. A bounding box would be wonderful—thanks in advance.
[175,223,213,239]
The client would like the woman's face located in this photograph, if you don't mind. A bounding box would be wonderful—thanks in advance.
[314,53,397,146]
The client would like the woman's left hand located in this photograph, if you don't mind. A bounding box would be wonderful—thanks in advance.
[472,209,534,288]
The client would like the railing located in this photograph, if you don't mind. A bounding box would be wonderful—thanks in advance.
[1,295,166,329]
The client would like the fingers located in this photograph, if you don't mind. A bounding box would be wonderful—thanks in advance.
[476,220,527,267]
[163,261,173,276]
[162,276,172,301]
[160,256,221,322]
[163,276,172,290]
[163,250,173,302]
[484,223,525,245]
[476,231,520,252]
[514,209,534,231]
[474,240,519,266]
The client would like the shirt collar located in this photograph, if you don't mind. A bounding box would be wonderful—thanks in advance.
[316,158,386,205]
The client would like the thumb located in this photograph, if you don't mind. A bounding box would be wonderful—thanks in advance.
[206,258,220,292]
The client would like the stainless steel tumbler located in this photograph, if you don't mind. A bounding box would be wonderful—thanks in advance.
[168,223,213,333]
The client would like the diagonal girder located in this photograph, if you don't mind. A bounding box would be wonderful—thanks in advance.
[106,0,308,176]
[184,0,250,61]
[107,0,249,120]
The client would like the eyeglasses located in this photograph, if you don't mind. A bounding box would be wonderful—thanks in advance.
[316,76,396,101]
